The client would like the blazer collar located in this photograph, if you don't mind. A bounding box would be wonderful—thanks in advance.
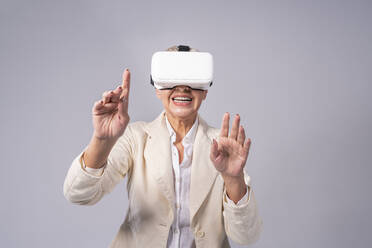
[144,110,216,140]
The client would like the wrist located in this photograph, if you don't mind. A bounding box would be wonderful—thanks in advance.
[91,133,118,146]
[84,135,117,169]
[222,172,247,203]
[92,130,120,142]
[221,171,245,185]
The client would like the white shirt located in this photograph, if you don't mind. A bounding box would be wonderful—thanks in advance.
[83,116,249,248]
[164,116,248,248]
[165,116,198,248]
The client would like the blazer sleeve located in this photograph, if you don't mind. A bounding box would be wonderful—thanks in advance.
[222,170,263,245]
[63,125,135,205]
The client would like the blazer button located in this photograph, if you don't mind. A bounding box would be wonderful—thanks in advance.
[196,231,205,238]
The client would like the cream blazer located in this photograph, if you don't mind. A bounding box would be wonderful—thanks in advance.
[63,111,263,247]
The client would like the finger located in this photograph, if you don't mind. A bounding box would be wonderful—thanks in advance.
[219,112,230,138]
[119,68,130,101]
[243,138,252,158]
[237,125,246,145]
[210,138,219,161]
[110,85,123,103]
[93,102,118,114]
[93,100,105,111]
[101,91,109,98]
[118,69,131,117]
[229,114,240,140]
[102,91,113,104]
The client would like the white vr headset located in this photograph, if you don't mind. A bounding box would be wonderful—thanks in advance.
[150,45,213,90]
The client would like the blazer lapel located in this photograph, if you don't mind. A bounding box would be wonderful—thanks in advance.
[189,116,219,225]
[144,111,175,216]
[144,112,220,225]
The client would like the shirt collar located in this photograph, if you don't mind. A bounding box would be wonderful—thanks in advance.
[165,115,199,145]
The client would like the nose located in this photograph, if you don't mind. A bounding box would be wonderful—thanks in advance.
[173,85,192,91]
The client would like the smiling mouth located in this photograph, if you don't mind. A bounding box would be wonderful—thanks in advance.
[172,97,192,102]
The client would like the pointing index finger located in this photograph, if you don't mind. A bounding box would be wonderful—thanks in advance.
[120,68,130,100]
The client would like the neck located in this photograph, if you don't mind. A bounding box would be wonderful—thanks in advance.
[166,112,197,142]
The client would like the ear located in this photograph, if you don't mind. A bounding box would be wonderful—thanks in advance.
[202,90,208,100]
[155,89,162,99]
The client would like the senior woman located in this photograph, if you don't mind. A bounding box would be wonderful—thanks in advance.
[63,45,263,247]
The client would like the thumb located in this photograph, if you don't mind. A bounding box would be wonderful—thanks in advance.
[210,138,219,162]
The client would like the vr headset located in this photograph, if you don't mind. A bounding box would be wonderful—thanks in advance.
[150,45,213,90]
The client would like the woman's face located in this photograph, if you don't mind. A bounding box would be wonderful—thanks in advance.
[156,85,208,121]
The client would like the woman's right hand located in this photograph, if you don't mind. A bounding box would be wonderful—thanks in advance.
[91,69,131,141]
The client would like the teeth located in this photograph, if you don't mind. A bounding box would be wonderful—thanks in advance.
[173,97,192,101]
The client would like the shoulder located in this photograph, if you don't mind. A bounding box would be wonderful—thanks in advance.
[199,115,220,140]
[124,121,148,139]
[206,126,220,140]
[127,121,147,132]
[115,121,149,153]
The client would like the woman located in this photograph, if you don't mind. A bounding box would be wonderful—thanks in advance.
[63,45,263,247]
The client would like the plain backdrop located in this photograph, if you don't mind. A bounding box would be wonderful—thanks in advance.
[1,0,371,247]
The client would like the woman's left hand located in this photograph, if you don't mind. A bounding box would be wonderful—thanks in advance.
[210,113,251,179]
[210,113,251,202]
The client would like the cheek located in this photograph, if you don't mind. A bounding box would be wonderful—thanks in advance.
[156,91,171,102]
[193,93,205,104]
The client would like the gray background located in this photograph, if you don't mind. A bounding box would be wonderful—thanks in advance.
[1,0,371,247]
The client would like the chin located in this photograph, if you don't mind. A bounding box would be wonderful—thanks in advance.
[168,108,197,120]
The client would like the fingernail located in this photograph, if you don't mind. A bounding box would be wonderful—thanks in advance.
[118,86,122,90]
[126,68,129,72]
